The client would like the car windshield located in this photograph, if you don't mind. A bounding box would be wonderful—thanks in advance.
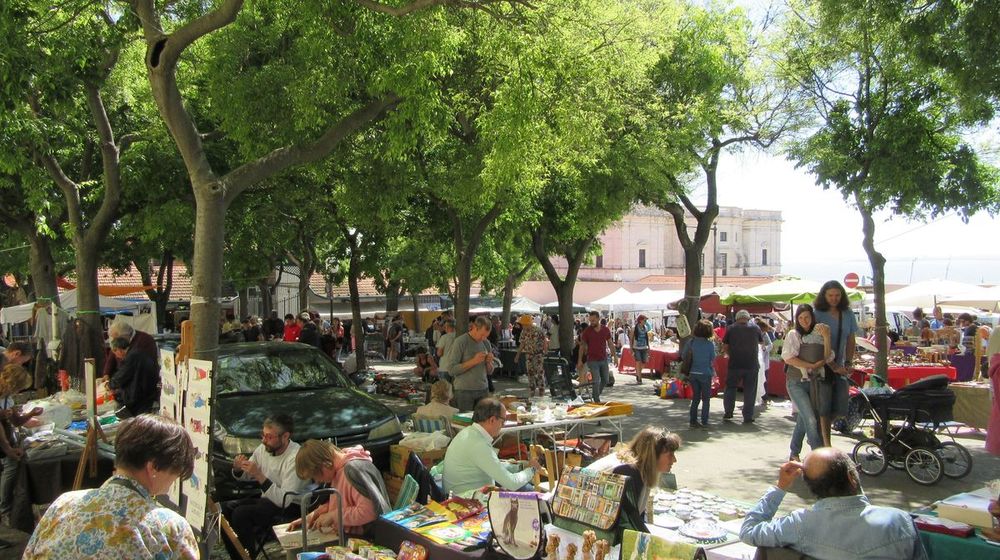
[216,347,348,394]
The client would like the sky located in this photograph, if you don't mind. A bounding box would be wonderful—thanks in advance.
[690,0,1000,287]
[703,148,999,286]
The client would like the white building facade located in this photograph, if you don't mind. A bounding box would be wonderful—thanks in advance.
[551,205,782,282]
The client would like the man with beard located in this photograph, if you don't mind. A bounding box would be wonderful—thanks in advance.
[222,414,314,559]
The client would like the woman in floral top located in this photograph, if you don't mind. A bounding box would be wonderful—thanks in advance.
[24,414,198,559]
[514,315,548,397]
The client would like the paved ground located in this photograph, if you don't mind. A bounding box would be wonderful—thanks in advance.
[371,359,999,514]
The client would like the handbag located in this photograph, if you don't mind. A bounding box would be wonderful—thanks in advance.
[821,316,845,384]
[679,345,693,376]
[551,467,628,544]
[487,491,546,560]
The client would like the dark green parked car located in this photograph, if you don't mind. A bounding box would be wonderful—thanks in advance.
[210,342,402,501]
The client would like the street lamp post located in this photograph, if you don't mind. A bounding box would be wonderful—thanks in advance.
[712,224,718,288]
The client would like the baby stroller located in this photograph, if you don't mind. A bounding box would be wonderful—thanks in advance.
[850,374,971,485]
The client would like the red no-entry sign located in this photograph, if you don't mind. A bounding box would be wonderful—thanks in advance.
[844,272,860,288]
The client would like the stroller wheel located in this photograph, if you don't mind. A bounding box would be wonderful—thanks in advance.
[852,439,887,476]
[904,448,943,485]
[936,442,973,479]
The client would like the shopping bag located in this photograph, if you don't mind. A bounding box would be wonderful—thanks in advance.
[488,491,546,560]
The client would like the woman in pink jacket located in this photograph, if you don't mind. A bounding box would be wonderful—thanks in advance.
[290,440,390,535]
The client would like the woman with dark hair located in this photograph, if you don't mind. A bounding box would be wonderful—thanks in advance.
[25,414,197,559]
[682,320,717,428]
[812,281,859,447]
[782,305,833,460]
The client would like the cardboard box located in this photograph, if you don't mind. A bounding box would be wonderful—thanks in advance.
[389,445,447,478]
[936,489,994,529]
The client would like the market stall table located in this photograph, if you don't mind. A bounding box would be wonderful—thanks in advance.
[713,356,789,398]
[9,430,116,533]
[851,365,957,389]
[619,346,679,377]
[950,381,991,430]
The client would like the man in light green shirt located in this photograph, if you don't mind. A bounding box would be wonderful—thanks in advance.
[440,398,542,496]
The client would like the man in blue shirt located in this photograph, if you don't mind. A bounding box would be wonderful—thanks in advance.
[740,448,926,560]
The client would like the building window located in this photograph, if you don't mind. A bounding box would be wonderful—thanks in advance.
[761,249,768,266]
[720,253,728,276]
[638,249,646,268]
[719,231,728,242]
[595,254,603,268]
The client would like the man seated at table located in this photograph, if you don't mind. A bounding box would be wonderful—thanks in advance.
[222,414,314,560]
[438,398,542,496]
[740,447,926,560]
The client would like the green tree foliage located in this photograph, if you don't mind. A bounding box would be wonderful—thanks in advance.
[0,3,162,373]
[644,2,801,331]
[873,0,1000,118]
[782,0,999,377]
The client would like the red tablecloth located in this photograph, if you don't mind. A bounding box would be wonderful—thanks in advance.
[851,365,957,389]
[713,356,789,398]
[619,347,679,376]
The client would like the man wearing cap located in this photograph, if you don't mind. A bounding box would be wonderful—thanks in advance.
[631,315,651,384]
[722,310,764,424]
[514,315,548,397]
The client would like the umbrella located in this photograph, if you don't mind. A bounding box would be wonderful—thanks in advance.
[938,285,1000,312]
[882,279,985,309]
[540,301,590,314]
[721,278,864,306]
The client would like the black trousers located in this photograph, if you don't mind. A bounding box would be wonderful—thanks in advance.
[221,496,298,559]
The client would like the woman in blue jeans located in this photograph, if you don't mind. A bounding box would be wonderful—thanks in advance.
[683,320,717,428]
[781,304,832,461]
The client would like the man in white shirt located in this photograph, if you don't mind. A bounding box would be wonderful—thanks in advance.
[440,398,542,496]
[221,414,314,559]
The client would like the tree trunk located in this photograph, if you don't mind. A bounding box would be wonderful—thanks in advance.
[501,272,516,330]
[258,279,273,316]
[385,280,401,314]
[297,261,312,313]
[239,287,250,319]
[190,188,227,361]
[411,294,421,333]
[532,231,593,358]
[26,232,59,305]
[348,248,367,372]
[454,256,473,334]
[73,244,105,376]
[858,198,888,379]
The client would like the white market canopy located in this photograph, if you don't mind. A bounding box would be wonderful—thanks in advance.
[721,278,865,306]
[882,279,988,309]
[937,285,1000,312]
[0,289,150,326]
[540,301,590,314]
[589,288,684,312]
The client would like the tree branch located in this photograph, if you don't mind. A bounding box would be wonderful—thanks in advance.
[531,228,563,290]
[84,84,123,250]
[222,95,401,205]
